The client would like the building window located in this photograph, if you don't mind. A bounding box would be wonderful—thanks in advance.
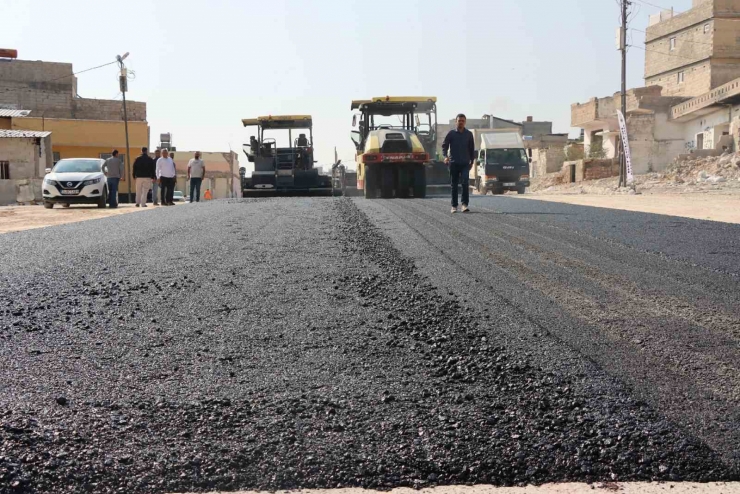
[704,23,710,34]
[678,71,685,84]
[52,152,60,164]
[670,37,677,50]
[0,161,9,180]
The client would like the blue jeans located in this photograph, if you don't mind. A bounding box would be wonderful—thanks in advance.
[450,163,470,207]
[189,177,202,202]
[107,177,120,208]
[151,180,159,204]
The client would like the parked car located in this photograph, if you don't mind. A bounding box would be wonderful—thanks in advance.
[42,158,108,208]
[173,190,185,202]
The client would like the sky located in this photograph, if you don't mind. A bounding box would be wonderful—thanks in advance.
[4,0,694,169]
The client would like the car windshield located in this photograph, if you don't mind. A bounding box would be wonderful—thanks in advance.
[53,160,102,173]
[486,149,528,166]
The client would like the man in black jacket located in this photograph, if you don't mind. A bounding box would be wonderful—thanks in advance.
[442,114,475,213]
[132,147,156,207]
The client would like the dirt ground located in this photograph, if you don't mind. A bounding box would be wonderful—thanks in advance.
[515,192,740,224]
[0,203,164,234]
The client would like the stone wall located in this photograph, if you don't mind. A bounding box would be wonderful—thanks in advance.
[0,134,51,204]
[0,59,146,121]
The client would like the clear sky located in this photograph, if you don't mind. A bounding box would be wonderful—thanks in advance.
[4,0,693,168]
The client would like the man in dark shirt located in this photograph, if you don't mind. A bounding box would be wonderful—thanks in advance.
[442,114,475,213]
[132,147,156,207]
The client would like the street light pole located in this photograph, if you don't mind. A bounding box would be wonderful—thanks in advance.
[117,52,132,203]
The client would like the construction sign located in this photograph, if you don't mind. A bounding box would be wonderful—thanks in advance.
[616,110,634,183]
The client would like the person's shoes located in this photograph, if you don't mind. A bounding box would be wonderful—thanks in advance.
[153,202,159,206]
[135,204,140,207]
[141,204,147,208]
[462,205,470,213]
[451,207,458,214]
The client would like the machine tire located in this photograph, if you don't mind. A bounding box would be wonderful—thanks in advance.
[43,201,54,209]
[98,188,108,208]
[381,165,394,199]
[413,165,426,198]
[364,165,378,199]
[397,166,411,198]
[492,187,504,196]
[517,185,526,195]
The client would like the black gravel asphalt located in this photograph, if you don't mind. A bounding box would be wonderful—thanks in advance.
[0,197,738,493]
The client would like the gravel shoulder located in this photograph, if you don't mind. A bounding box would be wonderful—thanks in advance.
[0,198,737,493]
[513,193,740,224]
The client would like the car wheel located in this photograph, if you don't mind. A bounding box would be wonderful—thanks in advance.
[98,188,107,208]
[43,201,54,209]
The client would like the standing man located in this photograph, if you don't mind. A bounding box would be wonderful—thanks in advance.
[132,147,156,208]
[103,150,124,208]
[442,114,475,214]
[151,149,161,205]
[156,149,177,206]
[187,151,206,203]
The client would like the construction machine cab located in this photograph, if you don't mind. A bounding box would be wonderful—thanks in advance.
[351,96,438,158]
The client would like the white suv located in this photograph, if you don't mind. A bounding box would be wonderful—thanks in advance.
[43,158,108,208]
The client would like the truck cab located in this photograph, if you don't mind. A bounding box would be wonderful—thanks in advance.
[471,133,530,195]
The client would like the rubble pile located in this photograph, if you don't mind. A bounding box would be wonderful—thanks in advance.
[530,152,740,195]
[659,151,740,185]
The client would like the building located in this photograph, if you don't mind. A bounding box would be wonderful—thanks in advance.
[571,0,740,175]
[0,56,149,200]
[0,129,52,205]
[171,151,241,199]
[645,0,740,98]
[0,58,146,121]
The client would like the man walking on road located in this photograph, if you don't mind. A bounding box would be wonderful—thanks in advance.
[442,114,475,214]
[188,152,206,203]
[132,147,156,208]
[103,150,124,209]
[156,149,177,206]
[151,149,161,205]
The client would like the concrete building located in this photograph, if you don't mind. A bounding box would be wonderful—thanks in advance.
[0,57,149,199]
[0,59,146,120]
[172,151,241,199]
[645,0,740,98]
[0,129,52,205]
[571,86,689,174]
[569,1,740,176]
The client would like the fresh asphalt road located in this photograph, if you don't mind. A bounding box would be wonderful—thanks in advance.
[0,196,738,493]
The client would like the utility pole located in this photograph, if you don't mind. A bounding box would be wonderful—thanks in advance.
[117,52,132,203]
[619,0,629,187]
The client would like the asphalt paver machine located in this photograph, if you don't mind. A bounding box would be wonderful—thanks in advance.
[241,115,332,196]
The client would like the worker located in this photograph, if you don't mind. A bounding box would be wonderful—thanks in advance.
[442,113,475,214]
[250,136,259,155]
[132,147,156,208]
[187,151,206,203]
[204,188,213,200]
[151,149,161,205]
[102,149,124,209]
[156,149,177,206]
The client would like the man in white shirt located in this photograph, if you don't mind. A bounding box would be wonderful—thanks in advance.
[187,151,206,203]
[156,149,177,206]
